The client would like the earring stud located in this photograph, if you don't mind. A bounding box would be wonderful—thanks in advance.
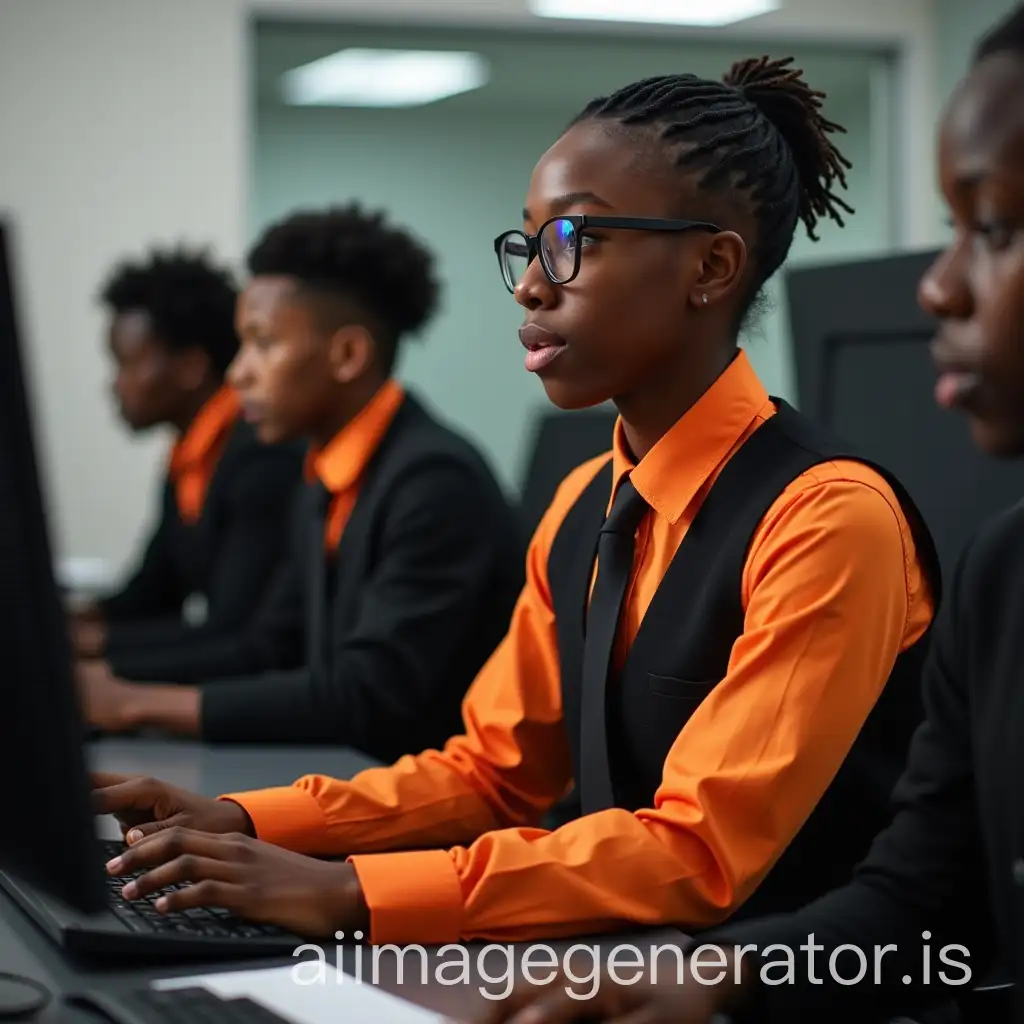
[702,293,708,305]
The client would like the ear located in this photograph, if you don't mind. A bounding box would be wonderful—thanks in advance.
[175,346,213,391]
[327,324,376,385]
[687,230,747,309]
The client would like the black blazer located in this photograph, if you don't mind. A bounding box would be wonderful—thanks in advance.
[102,420,304,675]
[709,500,1024,1022]
[187,391,524,762]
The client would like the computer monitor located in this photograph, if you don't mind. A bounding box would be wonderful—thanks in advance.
[0,218,107,917]
[785,250,1024,580]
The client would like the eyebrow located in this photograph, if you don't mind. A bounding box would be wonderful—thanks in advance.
[522,190,615,222]
[953,169,990,188]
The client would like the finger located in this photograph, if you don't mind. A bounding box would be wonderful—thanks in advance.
[89,771,133,790]
[150,878,249,917]
[609,1010,667,1024]
[120,854,238,903]
[503,986,605,1024]
[508,979,647,1024]
[107,827,237,879]
[90,775,164,816]
[124,813,191,844]
[479,984,555,1023]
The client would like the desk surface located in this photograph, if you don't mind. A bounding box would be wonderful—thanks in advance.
[0,737,686,1022]
[86,736,380,800]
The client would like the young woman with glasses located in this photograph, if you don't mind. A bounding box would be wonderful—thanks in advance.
[486,6,1024,1022]
[90,58,940,955]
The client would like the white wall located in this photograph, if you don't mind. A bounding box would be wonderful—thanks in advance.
[0,0,247,573]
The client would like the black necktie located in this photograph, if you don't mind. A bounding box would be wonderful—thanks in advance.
[579,476,649,815]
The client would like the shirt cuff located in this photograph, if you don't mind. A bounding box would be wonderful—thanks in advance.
[349,849,463,946]
[218,786,327,851]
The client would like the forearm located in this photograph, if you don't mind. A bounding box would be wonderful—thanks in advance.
[122,684,201,735]
[198,669,337,744]
[109,631,270,685]
[705,887,983,1023]
[225,740,506,858]
[347,799,759,946]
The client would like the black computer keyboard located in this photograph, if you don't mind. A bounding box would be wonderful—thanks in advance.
[67,985,292,1023]
[101,840,288,942]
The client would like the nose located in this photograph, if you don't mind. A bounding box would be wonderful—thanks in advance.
[514,256,559,312]
[918,238,973,322]
[226,348,250,390]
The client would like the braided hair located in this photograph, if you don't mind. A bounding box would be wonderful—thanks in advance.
[571,56,852,312]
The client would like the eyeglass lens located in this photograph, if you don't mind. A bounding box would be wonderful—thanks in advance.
[499,218,578,290]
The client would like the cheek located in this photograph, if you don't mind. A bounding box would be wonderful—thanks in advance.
[118,367,154,401]
[264,350,317,408]
[975,249,1024,373]
[572,252,667,336]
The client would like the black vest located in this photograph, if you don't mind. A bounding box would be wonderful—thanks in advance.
[548,399,941,922]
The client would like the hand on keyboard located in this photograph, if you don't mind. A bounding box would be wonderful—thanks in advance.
[91,773,254,842]
[105,826,369,939]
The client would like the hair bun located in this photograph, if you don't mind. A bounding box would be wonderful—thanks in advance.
[722,55,853,240]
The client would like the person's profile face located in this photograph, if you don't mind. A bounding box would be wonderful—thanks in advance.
[510,120,727,412]
[920,51,1024,457]
[107,311,181,431]
[228,276,335,445]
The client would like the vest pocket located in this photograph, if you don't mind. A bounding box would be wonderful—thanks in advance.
[647,674,717,700]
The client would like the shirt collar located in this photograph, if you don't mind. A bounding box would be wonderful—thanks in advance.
[610,349,773,524]
[306,379,405,495]
[169,385,241,476]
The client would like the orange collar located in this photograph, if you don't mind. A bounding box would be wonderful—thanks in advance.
[168,385,241,523]
[305,379,405,496]
[610,349,774,523]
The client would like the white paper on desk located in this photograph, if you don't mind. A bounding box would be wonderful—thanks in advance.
[153,964,450,1024]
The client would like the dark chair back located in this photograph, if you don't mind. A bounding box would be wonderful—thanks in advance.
[518,407,617,542]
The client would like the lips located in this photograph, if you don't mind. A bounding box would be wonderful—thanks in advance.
[518,323,568,374]
[240,401,266,423]
[934,369,982,409]
[930,337,982,410]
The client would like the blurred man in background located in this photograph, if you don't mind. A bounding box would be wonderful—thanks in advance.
[73,247,304,682]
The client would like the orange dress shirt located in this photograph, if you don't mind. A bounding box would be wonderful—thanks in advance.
[168,385,241,523]
[305,379,405,551]
[223,351,934,945]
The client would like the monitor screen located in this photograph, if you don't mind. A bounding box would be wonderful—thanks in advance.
[0,219,107,913]
[823,331,1024,580]
[786,251,1024,582]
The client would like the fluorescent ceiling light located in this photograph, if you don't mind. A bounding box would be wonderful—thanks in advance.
[281,48,489,108]
[530,0,780,26]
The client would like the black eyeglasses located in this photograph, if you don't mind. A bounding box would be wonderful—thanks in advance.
[493,214,721,293]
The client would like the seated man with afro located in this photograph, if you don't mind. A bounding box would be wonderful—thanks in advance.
[77,205,523,760]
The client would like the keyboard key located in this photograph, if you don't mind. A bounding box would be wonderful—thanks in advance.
[99,839,296,945]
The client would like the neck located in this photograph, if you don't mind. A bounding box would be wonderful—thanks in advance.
[308,375,387,450]
[615,344,737,462]
[170,379,220,435]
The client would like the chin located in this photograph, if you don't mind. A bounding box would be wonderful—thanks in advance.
[119,412,155,433]
[253,421,290,446]
[538,376,612,413]
[967,414,1024,459]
